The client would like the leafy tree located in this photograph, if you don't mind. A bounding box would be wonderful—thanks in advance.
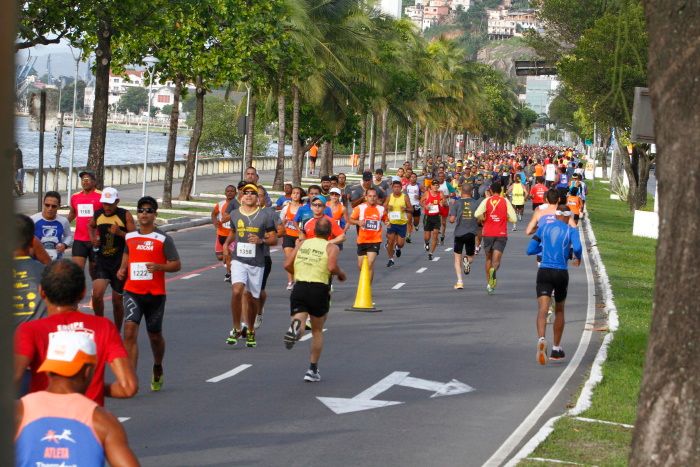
[160,104,173,115]
[59,80,86,114]
[116,87,148,114]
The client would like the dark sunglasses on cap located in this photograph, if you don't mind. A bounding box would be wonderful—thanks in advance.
[137,207,156,214]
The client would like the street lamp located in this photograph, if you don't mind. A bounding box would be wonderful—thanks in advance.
[67,46,82,200]
[142,55,160,197]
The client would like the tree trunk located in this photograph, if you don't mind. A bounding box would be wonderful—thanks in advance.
[405,122,411,162]
[358,113,367,174]
[86,18,112,188]
[244,92,256,169]
[327,139,334,175]
[369,112,377,172]
[53,112,64,191]
[291,85,301,186]
[178,78,204,200]
[380,107,388,171]
[162,77,181,208]
[319,140,330,178]
[423,125,429,165]
[630,1,700,464]
[273,85,286,191]
[413,122,420,167]
[615,134,651,211]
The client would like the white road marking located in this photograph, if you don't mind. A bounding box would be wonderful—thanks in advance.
[181,273,200,280]
[431,257,441,262]
[444,247,453,252]
[416,267,427,273]
[270,248,279,253]
[118,417,130,423]
[299,328,327,342]
[572,416,634,429]
[488,234,597,467]
[206,364,252,383]
[392,282,405,290]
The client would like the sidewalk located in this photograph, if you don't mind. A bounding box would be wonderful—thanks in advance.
[14,163,357,215]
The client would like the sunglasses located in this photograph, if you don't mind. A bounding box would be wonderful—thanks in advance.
[44,203,58,209]
[137,208,156,214]
[555,210,572,216]
[311,203,324,207]
[242,191,257,195]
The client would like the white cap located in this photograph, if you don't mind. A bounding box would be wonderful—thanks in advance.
[37,331,97,377]
[99,187,119,204]
[329,187,342,195]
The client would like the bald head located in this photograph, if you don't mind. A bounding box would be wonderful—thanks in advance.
[314,217,332,239]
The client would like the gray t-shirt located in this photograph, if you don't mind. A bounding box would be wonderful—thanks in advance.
[349,184,386,204]
[449,197,481,236]
[225,198,242,215]
[262,207,281,257]
[13,257,47,327]
[230,207,276,267]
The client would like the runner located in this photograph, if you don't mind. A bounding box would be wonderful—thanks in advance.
[275,182,293,210]
[507,173,527,230]
[526,205,582,365]
[211,185,238,282]
[281,186,304,289]
[118,196,181,391]
[14,215,47,326]
[222,184,277,348]
[566,186,583,226]
[88,188,136,332]
[437,171,457,245]
[421,179,446,261]
[474,181,517,294]
[325,187,349,243]
[309,143,319,175]
[529,176,548,211]
[405,172,423,243]
[349,171,386,208]
[15,331,139,466]
[302,194,345,243]
[31,191,73,260]
[374,168,391,193]
[349,188,388,283]
[448,183,480,290]
[283,218,347,382]
[256,186,282,330]
[384,180,412,267]
[526,189,573,236]
[67,170,102,278]
[14,260,137,406]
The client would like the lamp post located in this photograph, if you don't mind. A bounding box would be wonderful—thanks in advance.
[141,55,160,197]
[67,47,82,200]
[240,84,251,180]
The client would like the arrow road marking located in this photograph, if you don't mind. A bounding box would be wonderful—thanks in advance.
[416,267,427,273]
[392,282,405,290]
[317,371,474,414]
[431,257,441,262]
[299,328,327,342]
[118,417,131,423]
[206,364,252,383]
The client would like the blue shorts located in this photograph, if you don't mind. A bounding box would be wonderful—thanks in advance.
[387,223,407,237]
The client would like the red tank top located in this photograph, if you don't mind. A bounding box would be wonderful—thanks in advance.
[482,195,509,237]
[124,230,168,295]
[425,192,442,216]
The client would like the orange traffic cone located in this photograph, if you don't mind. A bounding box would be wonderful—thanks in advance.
[346,256,382,312]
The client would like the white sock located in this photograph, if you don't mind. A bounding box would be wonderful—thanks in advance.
[553,346,562,351]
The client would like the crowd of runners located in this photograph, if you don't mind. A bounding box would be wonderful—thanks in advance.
[12,145,587,464]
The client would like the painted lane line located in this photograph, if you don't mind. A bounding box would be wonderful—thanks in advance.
[444,247,453,252]
[206,364,252,383]
[416,267,427,274]
[118,417,131,423]
[488,228,596,467]
[166,262,221,283]
[299,328,327,342]
[431,257,440,262]
[270,248,279,253]
[181,273,200,280]
[392,282,405,290]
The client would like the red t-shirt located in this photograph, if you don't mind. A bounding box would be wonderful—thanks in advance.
[70,191,102,241]
[482,195,509,237]
[303,215,344,240]
[14,311,128,406]
[530,183,547,204]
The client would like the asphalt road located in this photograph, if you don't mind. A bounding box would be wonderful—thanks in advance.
[103,211,600,467]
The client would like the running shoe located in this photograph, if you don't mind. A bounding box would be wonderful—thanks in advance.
[440,235,445,245]
[488,267,497,289]
[424,241,430,251]
[462,257,470,275]
[454,281,464,290]
[550,348,565,361]
[537,338,548,365]
[475,245,480,255]
[304,369,321,382]
[305,319,312,331]
[395,246,402,258]
[286,281,294,290]
[284,319,302,350]
[254,313,263,329]
[387,259,395,268]
[406,236,412,243]
[546,309,554,324]
[224,273,231,283]
[241,324,248,338]
[151,374,163,392]
[246,329,257,348]
[226,328,241,345]
[512,225,517,232]
[428,253,433,261]
[486,285,495,295]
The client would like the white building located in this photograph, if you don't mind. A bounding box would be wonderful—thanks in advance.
[379,0,402,18]
[487,8,540,39]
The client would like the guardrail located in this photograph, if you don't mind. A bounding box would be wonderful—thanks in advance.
[22,154,354,193]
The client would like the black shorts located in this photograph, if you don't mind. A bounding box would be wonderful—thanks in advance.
[217,235,227,246]
[454,233,476,255]
[357,242,381,256]
[573,214,580,222]
[123,291,166,333]
[94,259,124,294]
[482,236,507,253]
[290,281,330,317]
[536,268,569,303]
[72,240,95,259]
[282,235,297,249]
[424,215,441,232]
[412,207,421,219]
[261,256,273,290]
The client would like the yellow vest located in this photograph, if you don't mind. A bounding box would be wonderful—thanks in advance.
[294,237,330,284]
[387,194,408,225]
[512,183,525,205]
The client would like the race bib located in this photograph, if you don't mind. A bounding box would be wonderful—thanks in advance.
[77,204,94,217]
[389,211,402,221]
[222,221,231,229]
[130,262,153,281]
[47,249,58,260]
[428,204,439,214]
[364,219,380,231]
[237,242,255,258]
[286,220,297,231]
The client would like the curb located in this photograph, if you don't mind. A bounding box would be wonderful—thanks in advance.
[159,217,211,233]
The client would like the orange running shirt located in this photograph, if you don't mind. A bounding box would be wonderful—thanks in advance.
[351,203,387,244]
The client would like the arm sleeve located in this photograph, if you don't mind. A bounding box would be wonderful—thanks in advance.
[474,199,487,218]
[60,217,74,246]
[526,236,541,256]
[505,199,517,223]
[163,235,180,261]
[571,228,583,259]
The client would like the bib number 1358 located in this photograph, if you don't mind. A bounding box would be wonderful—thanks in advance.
[237,242,255,258]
